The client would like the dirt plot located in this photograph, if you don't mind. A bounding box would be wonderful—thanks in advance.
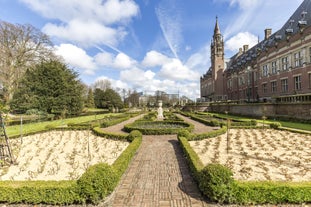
[0,130,129,181]
[189,128,311,181]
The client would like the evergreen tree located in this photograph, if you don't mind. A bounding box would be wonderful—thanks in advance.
[10,60,84,116]
[93,88,123,109]
[86,88,95,108]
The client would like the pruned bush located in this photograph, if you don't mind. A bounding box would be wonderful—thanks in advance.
[77,163,118,204]
[270,122,281,129]
[127,130,142,142]
[177,129,191,139]
[199,163,236,204]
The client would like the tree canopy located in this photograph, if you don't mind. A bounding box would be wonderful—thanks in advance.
[10,60,84,116]
[0,21,56,105]
[94,88,123,110]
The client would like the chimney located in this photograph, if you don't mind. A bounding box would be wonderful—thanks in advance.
[264,28,272,40]
[243,45,249,52]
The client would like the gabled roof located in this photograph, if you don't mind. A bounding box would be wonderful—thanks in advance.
[227,0,311,72]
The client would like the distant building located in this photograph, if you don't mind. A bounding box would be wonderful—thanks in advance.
[201,0,311,103]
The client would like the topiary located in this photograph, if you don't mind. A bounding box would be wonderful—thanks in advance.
[127,130,142,142]
[269,122,281,129]
[77,163,118,204]
[177,129,191,139]
[199,163,236,204]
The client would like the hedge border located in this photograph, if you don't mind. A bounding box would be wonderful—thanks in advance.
[124,120,194,135]
[177,116,311,205]
[0,127,142,205]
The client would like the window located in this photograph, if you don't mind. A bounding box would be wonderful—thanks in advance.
[281,56,289,70]
[281,79,288,92]
[227,79,232,88]
[262,65,269,77]
[294,75,302,90]
[309,47,311,63]
[271,61,277,74]
[309,73,311,88]
[262,83,267,93]
[271,81,277,93]
[294,51,303,67]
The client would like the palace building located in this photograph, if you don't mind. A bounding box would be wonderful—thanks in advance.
[200,0,311,103]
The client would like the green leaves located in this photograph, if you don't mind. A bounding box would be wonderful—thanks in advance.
[10,60,84,116]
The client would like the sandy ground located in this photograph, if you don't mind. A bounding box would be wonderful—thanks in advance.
[0,130,129,181]
[189,128,311,182]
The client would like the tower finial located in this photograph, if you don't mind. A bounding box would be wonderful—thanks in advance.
[214,16,220,35]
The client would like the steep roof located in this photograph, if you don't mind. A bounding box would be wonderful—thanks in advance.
[226,0,311,72]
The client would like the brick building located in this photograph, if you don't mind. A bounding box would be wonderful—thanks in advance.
[200,0,311,103]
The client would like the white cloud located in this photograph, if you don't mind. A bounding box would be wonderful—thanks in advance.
[21,0,139,24]
[94,52,136,70]
[120,68,155,84]
[159,59,200,81]
[22,0,139,47]
[142,50,170,67]
[225,32,258,52]
[185,44,210,74]
[113,53,137,69]
[54,43,96,74]
[94,52,114,66]
[43,19,125,47]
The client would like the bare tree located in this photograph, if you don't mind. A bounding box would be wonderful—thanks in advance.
[93,79,112,91]
[0,20,55,104]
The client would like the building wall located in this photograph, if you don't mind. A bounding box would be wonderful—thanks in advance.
[209,103,311,120]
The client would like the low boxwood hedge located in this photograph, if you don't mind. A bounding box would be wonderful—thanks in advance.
[178,132,311,205]
[189,126,227,141]
[124,121,193,135]
[77,163,118,204]
[0,181,80,204]
[0,128,143,205]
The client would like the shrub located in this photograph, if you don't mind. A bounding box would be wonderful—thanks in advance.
[127,130,142,142]
[178,136,204,181]
[199,163,236,204]
[0,181,80,205]
[77,163,118,204]
[177,129,191,140]
[270,122,282,129]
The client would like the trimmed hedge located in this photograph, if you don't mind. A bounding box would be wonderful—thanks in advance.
[92,126,128,140]
[112,130,142,177]
[0,181,80,204]
[77,163,118,204]
[189,126,227,141]
[178,136,203,181]
[124,121,193,135]
[178,132,311,205]
[0,126,143,205]
[235,181,311,204]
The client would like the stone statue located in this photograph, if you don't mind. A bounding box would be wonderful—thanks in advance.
[157,100,164,120]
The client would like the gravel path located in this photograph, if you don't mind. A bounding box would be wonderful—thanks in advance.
[102,114,145,134]
[176,114,218,134]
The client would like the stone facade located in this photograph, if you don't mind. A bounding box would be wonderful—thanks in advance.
[200,0,311,103]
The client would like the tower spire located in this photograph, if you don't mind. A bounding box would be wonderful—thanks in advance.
[214,16,221,35]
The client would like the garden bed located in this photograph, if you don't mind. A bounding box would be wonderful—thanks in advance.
[189,128,311,181]
[1,130,129,181]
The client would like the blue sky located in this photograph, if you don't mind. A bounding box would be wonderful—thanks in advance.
[0,0,304,99]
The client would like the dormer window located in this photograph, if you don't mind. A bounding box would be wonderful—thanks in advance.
[286,19,295,34]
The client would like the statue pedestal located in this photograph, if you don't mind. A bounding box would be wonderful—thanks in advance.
[157,100,164,121]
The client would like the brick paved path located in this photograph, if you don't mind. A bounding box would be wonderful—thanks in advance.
[109,134,208,207]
